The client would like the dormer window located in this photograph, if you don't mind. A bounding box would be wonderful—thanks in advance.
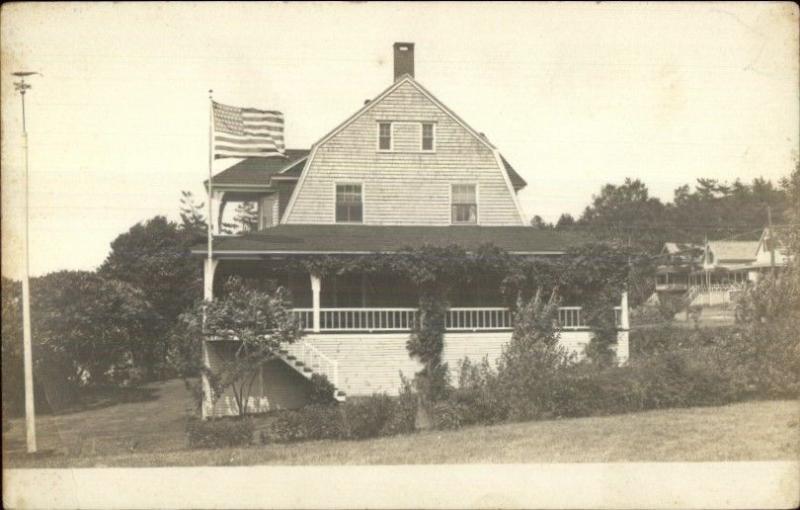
[378,122,392,151]
[421,123,435,151]
[451,184,477,224]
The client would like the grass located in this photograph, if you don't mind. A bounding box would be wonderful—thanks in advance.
[3,379,798,468]
[2,378,194,459]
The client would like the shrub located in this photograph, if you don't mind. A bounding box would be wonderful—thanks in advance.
[266,410,308,443]
[342,394,394,440]
[452,358,507,425]
[307,374,337,405]
[186,417,254,449]
[431,400,470,430]
[300,404,347,440]
[547,364,645,418]
[380,375,419,436]
[630,325,736,358]
[493,291,573,421]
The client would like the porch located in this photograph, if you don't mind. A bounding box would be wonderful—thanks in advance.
[200,255,630,417]
[204,258,627,334]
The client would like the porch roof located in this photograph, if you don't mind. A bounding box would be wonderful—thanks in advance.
[204,149,310,187]
[192,225,584,256]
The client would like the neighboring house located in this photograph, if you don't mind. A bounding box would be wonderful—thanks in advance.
[655,242,703,294]
[193,43,630,418]
[655,228,792,308]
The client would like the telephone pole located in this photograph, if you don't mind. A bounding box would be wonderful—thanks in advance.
[767,206,776,275]
[13,71,40,453]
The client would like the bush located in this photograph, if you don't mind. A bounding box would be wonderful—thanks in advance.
[496,292,572,421]
[266,410,308,443]
[264,394,412,444]
[630,325,736,358]
[380,375,419,436]
[308,374,337,405]
[342,395,394,440]
[300,404,347,440]
[452,359,507,425]
[431,401,469,430]
[186,417,254,449]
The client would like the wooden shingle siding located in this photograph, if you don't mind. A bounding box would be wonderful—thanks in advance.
[285,81,523,226]
[390,122,423,152]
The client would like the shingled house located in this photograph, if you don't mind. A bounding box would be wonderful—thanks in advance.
[193,43,630,417]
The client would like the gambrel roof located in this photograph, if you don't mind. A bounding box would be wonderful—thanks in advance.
[282,74,528,223]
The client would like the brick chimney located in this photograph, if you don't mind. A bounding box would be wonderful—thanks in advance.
[393,42,414,81]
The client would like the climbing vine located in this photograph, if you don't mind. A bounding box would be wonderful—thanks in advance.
[277,242,650,373]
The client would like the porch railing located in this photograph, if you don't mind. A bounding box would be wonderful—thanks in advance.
[291,306,624,332]
[447,307,512,330]
[292,307,418,331]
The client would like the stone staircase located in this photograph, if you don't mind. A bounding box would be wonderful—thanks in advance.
[276,340,346,402]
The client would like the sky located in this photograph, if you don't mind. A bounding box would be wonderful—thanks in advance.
[1,2,798,278]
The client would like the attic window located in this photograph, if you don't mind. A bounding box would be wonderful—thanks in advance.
[421,123,435,151]
[378,122,392,151]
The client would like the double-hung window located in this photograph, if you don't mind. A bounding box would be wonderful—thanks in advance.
[451,184,477,224]
[421,123,435,151]
[336,184,363,223]
[378,122,392,151]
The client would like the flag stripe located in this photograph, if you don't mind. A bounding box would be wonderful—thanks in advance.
[212,100,285,158]
[242,107,282,115]
[215,135,282,145]
[214,145,279,154]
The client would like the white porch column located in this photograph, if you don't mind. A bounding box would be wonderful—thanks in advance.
[310,273,322,333]
[617,291,630,365]
[620,291,630,330]
[203,258,220,301]
[209,190,225,234]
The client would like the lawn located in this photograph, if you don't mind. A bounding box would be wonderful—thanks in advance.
[3,379,798,468]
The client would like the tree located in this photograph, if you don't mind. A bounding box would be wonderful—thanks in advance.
[555,213,575,229]
[577,178,668,252]
[669,177,787,242]
[179,190,207,240]
[779,163,800,254]
[529,215,552,229]
[175,277,303,417]
[99,215,203,376]
[233,201,259,233]
[2,278,24,414]
[26,271,157,410]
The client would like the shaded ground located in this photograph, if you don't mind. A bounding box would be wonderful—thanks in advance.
[3,378,194,459]
[3,377,798,467]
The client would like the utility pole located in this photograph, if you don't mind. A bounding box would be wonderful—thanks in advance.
[13,71,41,453]
[767,206,776,275]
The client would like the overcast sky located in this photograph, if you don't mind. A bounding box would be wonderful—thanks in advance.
[2,2,798,277]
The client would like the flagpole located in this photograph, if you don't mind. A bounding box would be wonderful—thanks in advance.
[201,90,214,420]
[13,72,38,454]
[208,90,214,267]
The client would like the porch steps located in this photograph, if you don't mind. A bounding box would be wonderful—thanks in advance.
[275,341,346,403]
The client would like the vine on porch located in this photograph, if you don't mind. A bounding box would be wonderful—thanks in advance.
[279,242,650,391]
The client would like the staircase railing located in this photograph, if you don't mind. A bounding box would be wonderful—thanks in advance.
[285,340,339,387]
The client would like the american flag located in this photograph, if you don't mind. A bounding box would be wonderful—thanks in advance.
[212,101,285,158]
